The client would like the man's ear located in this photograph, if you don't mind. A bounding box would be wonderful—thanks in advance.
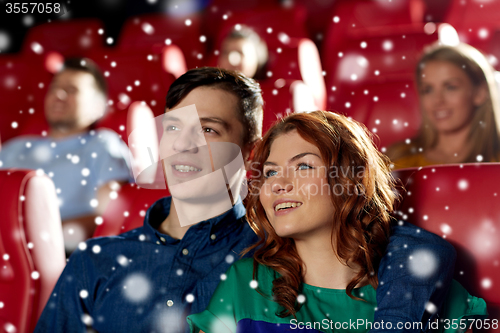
[473,83,489,107]
[92,92,107,121]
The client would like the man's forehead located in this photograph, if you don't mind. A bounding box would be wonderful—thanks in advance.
[52,70,94,85]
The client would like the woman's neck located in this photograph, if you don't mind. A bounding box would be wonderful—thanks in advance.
[425,127,473,163]
[294,236,362,290]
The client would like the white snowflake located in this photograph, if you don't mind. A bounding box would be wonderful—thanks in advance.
[122,273,152,303]
[408,249,438,279]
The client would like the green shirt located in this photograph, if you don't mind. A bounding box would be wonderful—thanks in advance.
[188,258,488,333]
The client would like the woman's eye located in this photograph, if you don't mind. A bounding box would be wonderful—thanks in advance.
[446,85,458,91]
[264,169,278,178]
[420,87,432,95]
[297,163,313,170]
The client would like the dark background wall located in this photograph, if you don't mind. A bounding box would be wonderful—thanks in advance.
[0,0,211,54]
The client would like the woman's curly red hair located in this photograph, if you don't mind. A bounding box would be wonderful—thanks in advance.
[244,111,396,317]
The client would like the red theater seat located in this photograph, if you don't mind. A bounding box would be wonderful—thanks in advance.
[203,2,303,47]
[22,19,105,58]
[117,13,205,69]
[322,0,426,59]
[331,77,421,150]
[324,26,438,110]
[93,183,168,237]
[321,0,437,112]
[0,169,65,333]
[444,0,500,70]
[393,164,500,329]
[0,55,52,143]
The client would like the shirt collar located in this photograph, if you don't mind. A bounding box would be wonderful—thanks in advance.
[142,196,246,244]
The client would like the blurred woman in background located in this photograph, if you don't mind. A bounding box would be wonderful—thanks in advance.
[388,43,500,169]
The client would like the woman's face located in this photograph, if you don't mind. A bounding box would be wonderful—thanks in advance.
[218,37,259,79]
[419,60,485,135]
[259,130,336,240]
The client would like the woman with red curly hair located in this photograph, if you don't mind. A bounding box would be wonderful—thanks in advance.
[188,111,487,333]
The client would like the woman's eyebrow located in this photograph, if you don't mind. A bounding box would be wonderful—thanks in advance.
[263,152,320,166]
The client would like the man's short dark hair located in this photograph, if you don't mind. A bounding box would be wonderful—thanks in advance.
[165,67,264,145]
[61,57,108,98]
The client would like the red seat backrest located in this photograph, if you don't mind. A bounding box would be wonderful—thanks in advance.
[0,55,52,143]
[0,169,65,333]
[331,77,421,150]
[117,13,205,69]
[444,0,500,70]
[393,164,500,329]
[22,19,105,58]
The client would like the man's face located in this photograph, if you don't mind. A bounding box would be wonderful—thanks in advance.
[44,69,105,131]
[160,86,250,203]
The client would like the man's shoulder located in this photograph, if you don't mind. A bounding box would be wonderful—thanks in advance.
[389,221,455,252]
[85,128,128,157]
[1,135,41,151]
[69,227,146,262]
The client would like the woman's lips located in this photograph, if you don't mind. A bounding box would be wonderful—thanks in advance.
[273,201,303,216]
[433,109,452,120]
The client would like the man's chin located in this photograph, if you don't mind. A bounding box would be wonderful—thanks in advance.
[47,120,78,132]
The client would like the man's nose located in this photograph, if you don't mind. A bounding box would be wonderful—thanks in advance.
[172,129,200,153]
[54,89,67,101]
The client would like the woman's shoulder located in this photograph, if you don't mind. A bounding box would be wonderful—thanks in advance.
[443,280,488,322]
[391,153,432,170]
[228,258,276,283]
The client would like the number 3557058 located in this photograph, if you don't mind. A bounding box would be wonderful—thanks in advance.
[5,2,61,14]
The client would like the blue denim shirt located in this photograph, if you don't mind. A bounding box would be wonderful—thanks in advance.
[35,196,259,333]
[374,221,456,333]
[35,198,455,333]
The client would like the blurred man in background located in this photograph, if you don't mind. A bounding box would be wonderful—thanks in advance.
[0,57,132,254]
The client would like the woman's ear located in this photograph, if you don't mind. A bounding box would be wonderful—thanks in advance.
[473,83,489,107]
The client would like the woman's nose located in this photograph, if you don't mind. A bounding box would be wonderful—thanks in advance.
[271,173,294,194]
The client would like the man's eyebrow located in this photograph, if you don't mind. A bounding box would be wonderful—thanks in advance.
[199,117,230,131]
[263,152,321,166]
[162,114,181,122]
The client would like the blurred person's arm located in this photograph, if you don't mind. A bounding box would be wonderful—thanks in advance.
[34,246,95,332]
[62,180,126,244]
[371,221,456,333]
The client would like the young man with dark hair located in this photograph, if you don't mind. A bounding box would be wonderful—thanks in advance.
[0,57,131,253]
[35,67,455,333]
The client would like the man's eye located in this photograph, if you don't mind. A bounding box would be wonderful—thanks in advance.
[264,169,278,178]
[165,125,179,131]
[202,127,218,134]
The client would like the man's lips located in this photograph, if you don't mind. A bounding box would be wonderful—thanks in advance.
[167,161,204,180]
[171,164,202,172]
